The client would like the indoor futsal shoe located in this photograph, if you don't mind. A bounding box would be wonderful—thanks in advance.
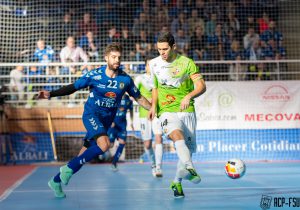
[170,181,185,198]
[151,165,156,177]
[155,168,163,178]
[111,162,118,172]
[59,165,73,185]
[186,167,201,184]
[48,178,66,198]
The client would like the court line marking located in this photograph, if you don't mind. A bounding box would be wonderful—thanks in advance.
[11,186,300,193]
[0,167,38,202]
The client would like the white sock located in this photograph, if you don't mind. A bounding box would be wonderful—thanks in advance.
[155,143,163,169]
[174,140,193,169]
[145,147,155,167]
[174,160,185,183]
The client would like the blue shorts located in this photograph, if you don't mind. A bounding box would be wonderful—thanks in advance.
[82,110,114,143]
[107,123,127,143]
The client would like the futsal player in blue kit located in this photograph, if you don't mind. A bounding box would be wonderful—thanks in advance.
[107,93,134,171]
[37,43,151,198]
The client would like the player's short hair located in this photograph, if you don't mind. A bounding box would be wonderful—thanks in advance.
[104,43,123,55]
[157,32,175,47]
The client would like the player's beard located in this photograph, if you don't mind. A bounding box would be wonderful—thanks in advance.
[108,62,120,71]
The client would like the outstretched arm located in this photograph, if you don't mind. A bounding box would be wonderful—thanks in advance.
[37,84,77,99]
[134,95,151,111]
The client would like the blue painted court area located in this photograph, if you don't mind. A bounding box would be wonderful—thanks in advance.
[0,162,300,210]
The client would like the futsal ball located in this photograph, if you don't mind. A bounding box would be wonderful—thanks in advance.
[225,159,246,179]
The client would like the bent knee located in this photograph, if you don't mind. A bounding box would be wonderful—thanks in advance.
[96,136,110,151]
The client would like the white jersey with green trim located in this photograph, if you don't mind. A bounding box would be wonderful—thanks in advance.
[149,54,200,116]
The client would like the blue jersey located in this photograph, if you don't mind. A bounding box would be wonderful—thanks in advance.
[74,66,140,141]
[74,66,139,115]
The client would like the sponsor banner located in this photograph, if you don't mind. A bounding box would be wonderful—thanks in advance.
[163,129,300,161]
[9,133,53,163]
[194,81,300,129]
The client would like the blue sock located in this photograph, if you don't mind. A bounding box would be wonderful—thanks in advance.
[53,173,61,183]
[68,145,104,174]
[112,143,125,165]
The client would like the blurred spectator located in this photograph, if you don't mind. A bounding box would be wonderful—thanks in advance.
[60,36,89,75]
[225,1,237,16]
[170,12,189,36]
[27,66,44,93]
[236,0,256,31]
[9,66,24,101]
[258,12,271,34]
[168,0,187,19]
[102,25,120,48]
[174,28,189,56]
[224,28,236,56]
[195,0,209,21]
[260,21,283,47]
[95,2,119,27]
[245,39,263,61]
[44,67,62,92]
[60,13,77,42]
[206,23,226,60]
[204,0,222,21]
[226,40,243,60]
[228,55,247,81]
[132,12,153,36]
[33,39,55,62]
[190,25,207,61]
[205,13,218,36]
[244,15,259,36]
[257,0,279,21]
[121,64,133,74]
[153,8,169,35]
[77,12,98,37]
[188,9,205,36]
[135,30,152,61]
[79,31,99,62]
[119,27,136,61]
[134,0,154,20]
[261,39,275,60]
[243,27,260,50]
[223,12,240,39]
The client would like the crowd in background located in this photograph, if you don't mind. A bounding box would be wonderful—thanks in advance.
[4,0,288,103]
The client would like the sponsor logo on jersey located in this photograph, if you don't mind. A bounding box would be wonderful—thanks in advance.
[105,92,116,98]
[162,94,176,106]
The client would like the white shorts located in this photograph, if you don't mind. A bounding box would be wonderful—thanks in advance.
[159,112,197,153]
[139,117,162,141]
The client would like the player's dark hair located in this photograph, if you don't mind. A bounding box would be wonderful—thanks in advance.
[157,32,175,47]
[105,42,123,55]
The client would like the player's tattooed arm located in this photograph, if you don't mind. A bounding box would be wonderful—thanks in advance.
[135,95,151,111]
